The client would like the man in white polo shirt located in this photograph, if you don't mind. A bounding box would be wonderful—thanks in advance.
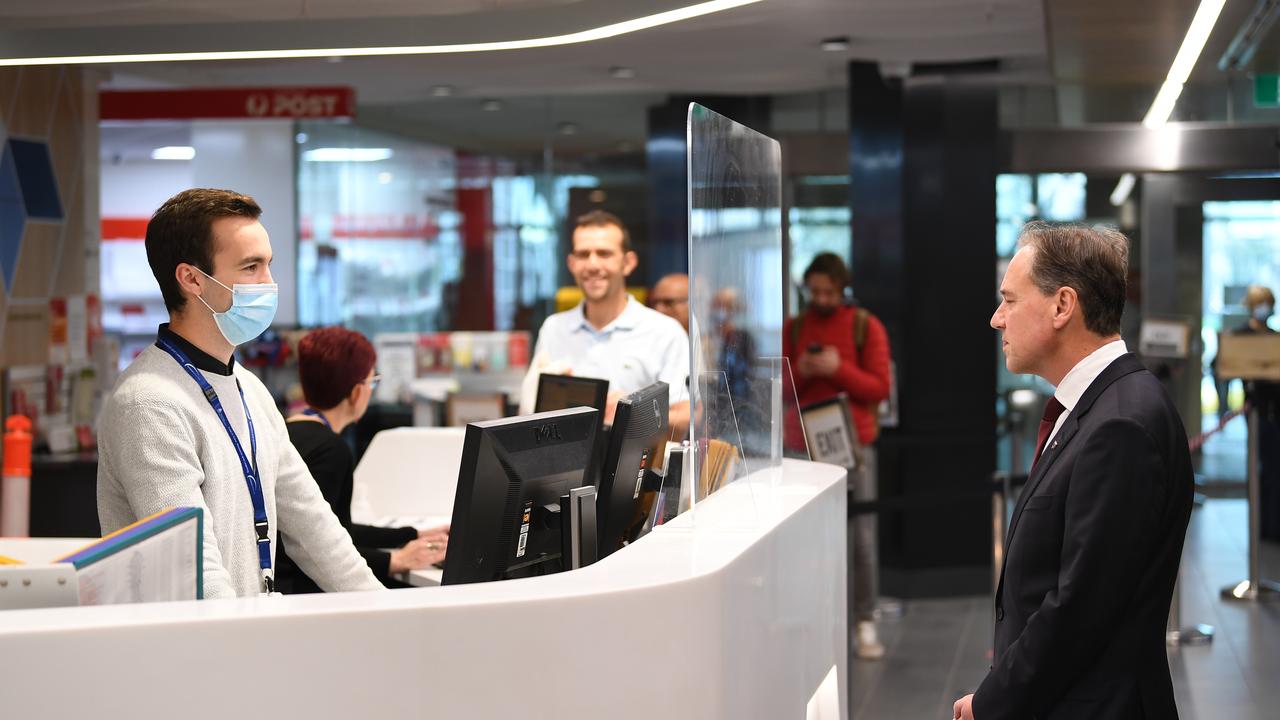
[522,210,689,431]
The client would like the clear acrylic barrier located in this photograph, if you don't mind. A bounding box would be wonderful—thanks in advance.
[686,103,788,526]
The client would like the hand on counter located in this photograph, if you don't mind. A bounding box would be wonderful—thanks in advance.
[389,535,448,573]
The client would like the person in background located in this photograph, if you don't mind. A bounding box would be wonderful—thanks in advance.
[97,188,381,598]
[784,252,892,660]
[650,272,690,332]
[276,327,450,593]
[521,210,690,434]
[1232,285,1280,541]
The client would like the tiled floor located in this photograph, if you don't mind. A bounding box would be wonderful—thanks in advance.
[1196,412,1248,485]
[850,499,1280,720]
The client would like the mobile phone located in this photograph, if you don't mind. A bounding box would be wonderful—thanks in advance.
[807,343,823,354]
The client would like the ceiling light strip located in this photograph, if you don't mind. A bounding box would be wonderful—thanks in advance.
[0,0,762,67]
[1111,0,1226,205]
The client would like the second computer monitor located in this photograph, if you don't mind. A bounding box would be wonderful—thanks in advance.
[535,373,609,415]
[597,381,669,558]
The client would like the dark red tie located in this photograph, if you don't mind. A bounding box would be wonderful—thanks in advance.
[1032,397,1067,471]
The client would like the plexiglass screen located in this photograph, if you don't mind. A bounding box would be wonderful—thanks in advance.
[687,103,792,506]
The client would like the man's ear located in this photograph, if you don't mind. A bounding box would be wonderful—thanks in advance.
[623,250,639,277]
[1051,286,1078,330]
[175,263,204,302]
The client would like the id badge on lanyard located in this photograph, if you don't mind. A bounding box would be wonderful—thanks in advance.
[156,338,275,595]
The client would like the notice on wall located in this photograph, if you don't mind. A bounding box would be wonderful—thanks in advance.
[374,333,419,404]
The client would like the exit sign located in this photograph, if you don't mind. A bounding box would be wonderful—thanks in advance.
[1255,74,1280,107]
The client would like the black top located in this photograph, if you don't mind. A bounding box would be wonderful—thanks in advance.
[156,323,235,376]
[275,419,417,594]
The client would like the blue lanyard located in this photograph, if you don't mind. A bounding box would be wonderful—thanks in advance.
[301,408,332,430]
[156,337,274,594]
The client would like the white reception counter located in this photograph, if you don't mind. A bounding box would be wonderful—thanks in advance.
[0,428,847,720]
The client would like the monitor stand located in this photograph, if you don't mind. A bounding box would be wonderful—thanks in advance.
[559,486,599,570]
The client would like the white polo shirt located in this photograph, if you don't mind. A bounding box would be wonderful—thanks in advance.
[520,296,690,412]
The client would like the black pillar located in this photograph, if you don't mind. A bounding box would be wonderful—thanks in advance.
[850,62,998,598]
[645,96,771,284]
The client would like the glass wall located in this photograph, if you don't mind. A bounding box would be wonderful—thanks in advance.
[296,123,597,337]
[788,175,851,310]
[1201,200,1280,415]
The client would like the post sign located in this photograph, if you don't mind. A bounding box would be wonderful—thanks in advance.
[100,87,355,120]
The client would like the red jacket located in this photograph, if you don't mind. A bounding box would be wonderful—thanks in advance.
[784,305,892,445]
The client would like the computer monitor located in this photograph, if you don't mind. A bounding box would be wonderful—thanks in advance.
[596,381,669,558]
[535,373,609,414]
[442,406,600,585]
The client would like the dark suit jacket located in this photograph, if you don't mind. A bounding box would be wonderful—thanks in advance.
[973,354,1193,720]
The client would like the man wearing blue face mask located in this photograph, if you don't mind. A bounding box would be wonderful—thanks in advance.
[97,188,382,599]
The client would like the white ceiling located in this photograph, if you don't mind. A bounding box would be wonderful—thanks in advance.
[23,0,1167,156]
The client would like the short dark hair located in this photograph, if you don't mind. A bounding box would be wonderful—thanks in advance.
[803,252,850,289]
[573,209,631,253]
[298,327,377,410]
[146,188,262,312]
[1018,221,1129,336]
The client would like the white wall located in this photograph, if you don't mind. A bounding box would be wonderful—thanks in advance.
[191,120,298,325]
[100,160,193,219]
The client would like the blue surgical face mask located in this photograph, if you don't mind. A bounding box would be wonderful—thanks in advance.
[195,268,279,346]
[1255,303,1274,323]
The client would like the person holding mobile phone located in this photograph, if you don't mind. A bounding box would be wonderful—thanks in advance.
[784,252,892,660]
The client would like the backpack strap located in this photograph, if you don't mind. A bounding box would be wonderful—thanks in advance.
[853,307,869,353]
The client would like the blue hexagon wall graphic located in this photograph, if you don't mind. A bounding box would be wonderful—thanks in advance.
[0,142,25,294]
[0,138,64,294]
[10,139,62,220]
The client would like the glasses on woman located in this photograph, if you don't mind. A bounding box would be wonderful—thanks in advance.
[369,374,382,392]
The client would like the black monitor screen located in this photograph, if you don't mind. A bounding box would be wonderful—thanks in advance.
[535,373,609,414]
[597,382,669,557]
[442,406,599,585]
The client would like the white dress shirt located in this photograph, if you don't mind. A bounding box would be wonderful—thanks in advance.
[1042,339,1129,454]
[519,296,690,412]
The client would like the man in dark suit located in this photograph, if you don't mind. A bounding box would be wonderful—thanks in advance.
[954,222,1193,720]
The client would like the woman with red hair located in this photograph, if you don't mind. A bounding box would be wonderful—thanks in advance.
[275,326,448,593]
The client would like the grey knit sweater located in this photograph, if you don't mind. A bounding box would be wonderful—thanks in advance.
[97,345,382,599]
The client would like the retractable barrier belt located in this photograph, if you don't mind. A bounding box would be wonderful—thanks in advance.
[156,338,274,594]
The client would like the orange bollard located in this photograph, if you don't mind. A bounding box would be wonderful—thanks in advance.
[1,415,34,536]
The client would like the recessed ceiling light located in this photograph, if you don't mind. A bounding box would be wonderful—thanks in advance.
[302,147,393,162]
[820,36,849,52]
[481,99,503,112]
[151,146,195,160]
[0,0,764,66]
[558,122,579,136]
[431,85,455,97]
[295,132,309,144]
[609,66,635,79]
